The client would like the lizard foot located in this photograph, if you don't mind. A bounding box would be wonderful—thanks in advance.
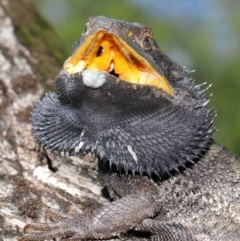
[45,206,83,220]
[20,208,90,241]
[20,192,160,240]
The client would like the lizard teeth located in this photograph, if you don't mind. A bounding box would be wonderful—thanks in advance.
[108,61,114,73]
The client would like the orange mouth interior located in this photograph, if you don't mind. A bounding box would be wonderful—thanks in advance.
[64,31,173,95]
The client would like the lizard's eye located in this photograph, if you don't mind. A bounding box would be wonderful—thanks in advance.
[142,36,153,51]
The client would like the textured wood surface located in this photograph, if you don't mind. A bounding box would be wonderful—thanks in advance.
[0,1,107,240]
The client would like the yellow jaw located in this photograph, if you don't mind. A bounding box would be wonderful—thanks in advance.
[64,31,173,96]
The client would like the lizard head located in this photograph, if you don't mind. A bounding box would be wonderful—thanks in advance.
[32,16,214,178]
[63,16,173,95]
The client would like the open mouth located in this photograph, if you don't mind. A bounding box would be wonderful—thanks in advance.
[63,31,173,95]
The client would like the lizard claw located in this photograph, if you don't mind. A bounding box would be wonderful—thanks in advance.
[23,222,58,233]
[45,208,72,221]
[20,209,89,241]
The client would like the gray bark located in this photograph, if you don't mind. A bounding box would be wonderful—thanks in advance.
[0,1,106,240]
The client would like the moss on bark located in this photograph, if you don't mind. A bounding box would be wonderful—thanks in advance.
[1,0,67,91]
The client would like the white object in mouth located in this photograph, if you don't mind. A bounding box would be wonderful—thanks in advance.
[82,70,106,88]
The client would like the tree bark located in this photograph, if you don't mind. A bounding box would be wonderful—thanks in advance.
[0,1,107,240]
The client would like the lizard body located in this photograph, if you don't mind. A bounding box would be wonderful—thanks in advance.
[20,16,240,241]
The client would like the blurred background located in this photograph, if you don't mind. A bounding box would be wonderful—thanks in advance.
[32,0,240,155]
